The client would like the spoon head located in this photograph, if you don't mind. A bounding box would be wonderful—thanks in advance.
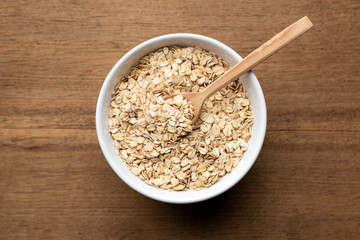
[164,92,205,125]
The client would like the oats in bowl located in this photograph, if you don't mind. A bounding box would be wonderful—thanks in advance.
[108,46,253,191]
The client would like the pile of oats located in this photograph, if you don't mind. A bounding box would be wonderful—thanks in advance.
[109,46,253,191]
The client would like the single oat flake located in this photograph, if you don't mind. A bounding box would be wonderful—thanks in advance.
[109,46,253,191]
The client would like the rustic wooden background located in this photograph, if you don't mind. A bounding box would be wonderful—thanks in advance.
[1,0,359,239]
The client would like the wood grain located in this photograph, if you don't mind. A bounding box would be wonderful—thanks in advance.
[1,0,359,239]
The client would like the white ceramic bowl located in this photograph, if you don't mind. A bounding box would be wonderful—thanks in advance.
[96,33,267,204]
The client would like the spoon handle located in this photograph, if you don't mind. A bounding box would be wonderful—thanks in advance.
[201,16,313,99]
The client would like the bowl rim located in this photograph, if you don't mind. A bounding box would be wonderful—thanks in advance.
[96,33,267,204]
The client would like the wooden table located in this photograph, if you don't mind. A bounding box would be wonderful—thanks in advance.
[1,0,359,239]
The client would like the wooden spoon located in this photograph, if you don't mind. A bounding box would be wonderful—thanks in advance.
[165,16,313,124]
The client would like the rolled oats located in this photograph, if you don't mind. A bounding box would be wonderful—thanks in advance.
[109,46,253,191]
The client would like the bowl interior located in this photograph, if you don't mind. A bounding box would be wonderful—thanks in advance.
[96,34,266,203]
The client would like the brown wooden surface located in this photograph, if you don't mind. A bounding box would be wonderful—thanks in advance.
[1,0,359,239]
